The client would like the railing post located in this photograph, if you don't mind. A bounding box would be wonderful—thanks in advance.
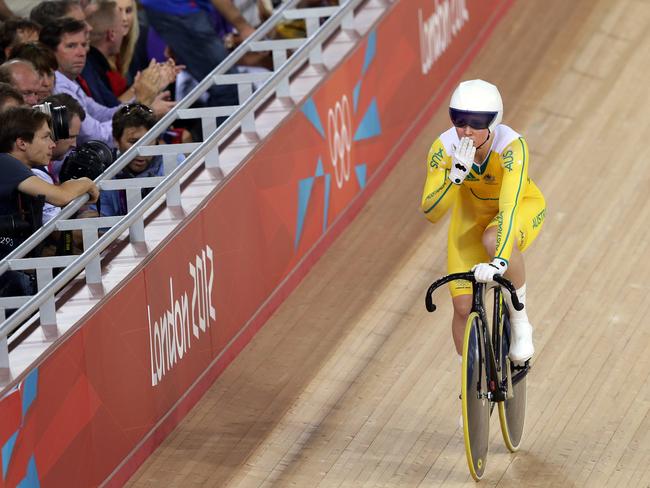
[201,117,219,168]
[306,17,323,65]
[0,335,10,385]
[35,267,56,326]
[163,153,182,206]
[272,50,290,98]
[82,228,102,284]
[126,189,145,242]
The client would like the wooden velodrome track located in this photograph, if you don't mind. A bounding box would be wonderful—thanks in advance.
[126,0,650,486]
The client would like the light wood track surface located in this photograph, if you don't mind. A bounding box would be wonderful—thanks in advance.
[126,0,650,486]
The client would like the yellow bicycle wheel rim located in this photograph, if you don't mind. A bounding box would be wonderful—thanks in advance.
[462,311,486,481]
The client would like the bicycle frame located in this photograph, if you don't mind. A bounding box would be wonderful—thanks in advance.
[425,272,527,403]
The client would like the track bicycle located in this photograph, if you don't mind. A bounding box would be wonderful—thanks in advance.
[425,272,531,481]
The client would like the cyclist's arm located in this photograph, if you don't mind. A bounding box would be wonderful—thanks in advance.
[494,137,529,261]
[421,139,458,223]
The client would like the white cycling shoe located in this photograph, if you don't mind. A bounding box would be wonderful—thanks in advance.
[508,319,534,365]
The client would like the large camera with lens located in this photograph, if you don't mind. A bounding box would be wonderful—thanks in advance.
[33,101,69,141]
[0,213,31,239]
[59,140,114,182]
[0,194,45,259]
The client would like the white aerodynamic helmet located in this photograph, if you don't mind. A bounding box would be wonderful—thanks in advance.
[449,79,503,132]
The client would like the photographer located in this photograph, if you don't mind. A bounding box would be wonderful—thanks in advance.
[0,105,98,261]
[100,103,160,217]
[42,92,85,181]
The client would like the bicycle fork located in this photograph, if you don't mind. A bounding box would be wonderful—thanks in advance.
[472,283,506,403]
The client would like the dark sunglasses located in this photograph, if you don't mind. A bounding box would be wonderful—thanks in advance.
[449,108,497,130]
[119,103,153,116]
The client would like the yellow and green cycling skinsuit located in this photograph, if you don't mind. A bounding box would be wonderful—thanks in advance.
[421,125,546,297]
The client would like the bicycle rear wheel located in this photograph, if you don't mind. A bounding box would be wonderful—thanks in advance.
[461,312,490,481]
[497,310,527,451]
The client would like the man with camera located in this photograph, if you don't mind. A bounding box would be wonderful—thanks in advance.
[0,105,99,262]
[28,94,86,225]
[40,93,85,180]
[100,103,163,217]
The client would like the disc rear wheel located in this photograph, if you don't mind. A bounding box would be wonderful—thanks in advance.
[497,311,527,451]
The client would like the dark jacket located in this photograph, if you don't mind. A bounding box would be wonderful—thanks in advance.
[80,46,122,108]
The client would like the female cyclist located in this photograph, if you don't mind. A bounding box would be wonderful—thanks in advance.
[421,79,546,365]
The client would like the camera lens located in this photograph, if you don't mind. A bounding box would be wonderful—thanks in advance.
[59,140,114,182]
[50,105,69,140]
[32,102,69,141]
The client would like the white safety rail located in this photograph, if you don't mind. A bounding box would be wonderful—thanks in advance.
[0,0,392,386]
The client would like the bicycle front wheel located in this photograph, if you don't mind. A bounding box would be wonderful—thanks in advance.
[461,312,490,481]
[497,313,527,452]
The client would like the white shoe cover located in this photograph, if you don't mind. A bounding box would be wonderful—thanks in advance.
[509,319,534,364]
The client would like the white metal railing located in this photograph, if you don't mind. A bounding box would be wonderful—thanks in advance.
[0,0,373,376]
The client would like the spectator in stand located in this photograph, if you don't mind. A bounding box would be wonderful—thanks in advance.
[29,1,90,31]
[0,18,40,62]
[110,0,138,82]
[139,0,255,108]
[0,81,24,110]
[83,1,129,106]
[170,3,271,106]
[0,59,41,105]
[39,18,118,146]
[83,1,177,108]
[100,102,161,217]
[8,42,58,101]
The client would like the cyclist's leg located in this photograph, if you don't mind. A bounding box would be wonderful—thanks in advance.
[480,226,525,287]
[481,194,546,285]
[451,295,472,355]
[447,198,489,354]
[483,194,546,362]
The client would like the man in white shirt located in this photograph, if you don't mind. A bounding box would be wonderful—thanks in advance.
[40,17,118,147]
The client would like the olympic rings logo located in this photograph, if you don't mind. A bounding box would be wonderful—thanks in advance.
[327,95,353,189]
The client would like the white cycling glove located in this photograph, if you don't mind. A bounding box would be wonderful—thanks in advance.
[472,258,508,283]
[448,137,476,185]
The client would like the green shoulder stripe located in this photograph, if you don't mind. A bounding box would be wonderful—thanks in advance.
[496,138,526,259]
